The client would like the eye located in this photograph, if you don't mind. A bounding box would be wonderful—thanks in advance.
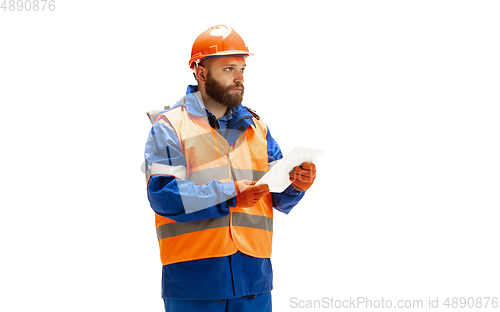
[224,67,233,72]
[240,68,245,73]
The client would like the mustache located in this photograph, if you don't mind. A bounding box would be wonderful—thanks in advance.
[232,82,244,90]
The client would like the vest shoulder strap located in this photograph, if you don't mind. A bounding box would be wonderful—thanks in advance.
[154,105,184,127]
[244,106,260,120]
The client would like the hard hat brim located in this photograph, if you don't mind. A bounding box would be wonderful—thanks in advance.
[189,51,254,69]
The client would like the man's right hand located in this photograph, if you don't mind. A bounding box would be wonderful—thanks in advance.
[235,180,270,208]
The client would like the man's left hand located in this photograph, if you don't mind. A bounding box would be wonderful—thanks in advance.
[289,162,316,191]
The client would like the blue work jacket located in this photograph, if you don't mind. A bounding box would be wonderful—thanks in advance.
[144,85,306,299]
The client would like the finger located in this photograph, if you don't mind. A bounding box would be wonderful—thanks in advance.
[290,172,312,183]
[295,164,316,178]
[254,186,270,197]
[294,180,309,190]
[254,193,268,202]
[289,172,300,182]
[300,162,316,171]
[293,167,312,178]
[253,184,269,192]
[291,182,305,192]
[289,175,306,185]
[236,181,251,194]
[290,174,310,190]
[254,187,270,197]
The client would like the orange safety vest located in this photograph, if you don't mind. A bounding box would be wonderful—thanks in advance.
[152,105,273,266]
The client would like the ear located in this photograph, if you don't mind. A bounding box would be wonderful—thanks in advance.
[195,65,208,83]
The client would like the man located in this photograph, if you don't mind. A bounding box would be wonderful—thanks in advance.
[144,24,317,312]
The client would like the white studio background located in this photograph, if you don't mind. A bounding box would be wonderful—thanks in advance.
[1,1,499,311]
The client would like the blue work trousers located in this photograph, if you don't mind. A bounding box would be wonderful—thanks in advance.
[163,292,271,312]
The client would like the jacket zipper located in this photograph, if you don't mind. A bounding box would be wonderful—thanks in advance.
[226,116,253,139]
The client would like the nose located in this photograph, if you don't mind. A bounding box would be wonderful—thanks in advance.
[234,71,244,84]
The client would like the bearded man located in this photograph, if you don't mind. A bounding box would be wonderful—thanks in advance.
[144,25,317,312]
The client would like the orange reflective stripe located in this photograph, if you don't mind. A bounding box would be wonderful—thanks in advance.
[157,215,230,240]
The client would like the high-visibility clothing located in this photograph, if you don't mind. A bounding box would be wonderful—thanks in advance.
[150,95,273,266]
[145,85,306,300]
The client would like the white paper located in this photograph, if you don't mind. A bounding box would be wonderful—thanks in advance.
[255,146,325,193]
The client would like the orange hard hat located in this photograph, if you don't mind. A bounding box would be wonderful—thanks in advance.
[189,24,253,69]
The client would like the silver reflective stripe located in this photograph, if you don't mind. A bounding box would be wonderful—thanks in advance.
[232,169,267,182]
[156,215,230,240]
[232,212,273,232]
[146,163,187,182]
[187,166,230,184]
[268,160,280,170]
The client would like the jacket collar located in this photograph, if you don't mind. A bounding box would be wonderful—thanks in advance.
[175,85,255,123]
[171,85,257,146]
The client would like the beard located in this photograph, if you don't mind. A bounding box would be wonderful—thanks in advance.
[205,72,245,108]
